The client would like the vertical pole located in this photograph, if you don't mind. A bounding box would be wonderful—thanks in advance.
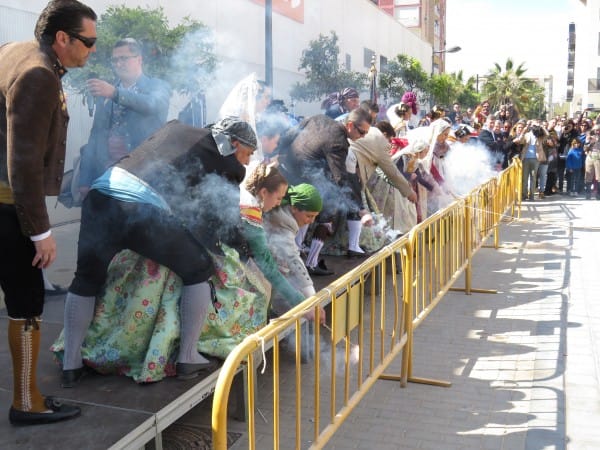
[464,198,472,295]
[400,241,414,387]
[265,0,273,89]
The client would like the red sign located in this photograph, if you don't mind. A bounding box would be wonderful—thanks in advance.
[251,0,305,23]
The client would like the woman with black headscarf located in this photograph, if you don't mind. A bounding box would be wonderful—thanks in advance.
[321,87,360,119]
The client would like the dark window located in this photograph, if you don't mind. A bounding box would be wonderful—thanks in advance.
[364,48,375,68]
[380,55,388,72]
[345,53,351,71]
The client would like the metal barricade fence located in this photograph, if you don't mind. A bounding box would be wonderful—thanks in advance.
[211,159,522,449]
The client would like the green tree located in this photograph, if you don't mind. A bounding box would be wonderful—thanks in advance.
[428,73,460,107]
[424,70,480,110]
[290,31,367,102]
[481,58,540,118]
[64,5,217,97]
[378,54,428,101]
[452,71,480,108]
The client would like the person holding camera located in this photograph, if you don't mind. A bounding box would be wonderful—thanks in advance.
[584,124,600,199]
[557,119,578,194]
[513,120,548,201]
[78,38,171,199]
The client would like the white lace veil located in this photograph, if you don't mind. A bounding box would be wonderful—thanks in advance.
[218,73,263,163]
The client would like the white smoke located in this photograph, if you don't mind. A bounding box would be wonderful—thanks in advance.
[442,141,497,197]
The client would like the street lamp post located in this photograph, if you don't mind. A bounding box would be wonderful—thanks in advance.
[430,45,461,110]
[431,45,461,77]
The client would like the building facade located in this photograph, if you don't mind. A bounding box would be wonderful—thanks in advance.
[571,0,600,114]
[1,0,439,164]
[373,0,449,73]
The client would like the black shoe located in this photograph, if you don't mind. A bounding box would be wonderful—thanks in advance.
[45,283,68,297]
[347,249,370,259]
[61,367,87,388]
[176,359,220,380]
[9,397,81,426]
[307,265,333,276]
[317,259,335,275]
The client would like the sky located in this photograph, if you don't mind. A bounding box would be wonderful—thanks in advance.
[445,0,580,102]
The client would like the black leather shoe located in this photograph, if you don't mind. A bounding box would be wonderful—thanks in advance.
[307,265,333,276]
[9,397,81,426]
[347,249,370,259]
[61,367,87,388]
[176,360,220,380]
[45,283,68,297]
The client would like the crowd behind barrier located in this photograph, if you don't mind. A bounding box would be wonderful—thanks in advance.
[211,158,522,449]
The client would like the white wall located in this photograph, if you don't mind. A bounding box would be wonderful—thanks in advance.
[1,0,432,120]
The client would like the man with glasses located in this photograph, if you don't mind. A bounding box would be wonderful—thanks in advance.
[79,37,171,197]
[277,108,373,275]
[0,0,96,425]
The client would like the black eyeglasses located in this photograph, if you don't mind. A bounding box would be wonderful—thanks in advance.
[353,122,367,136]
[68,32,96,49]
[110,55,139,65]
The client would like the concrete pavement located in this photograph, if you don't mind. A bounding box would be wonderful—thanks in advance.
[320,195,599,450]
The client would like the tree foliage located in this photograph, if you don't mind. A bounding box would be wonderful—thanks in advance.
[378,54,428,101]
[481,58,542,118]
[450,71,480,108]
[64,5,217,96]
[290,31,367,102]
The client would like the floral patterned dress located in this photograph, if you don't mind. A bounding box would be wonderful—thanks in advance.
[51,244,270,383]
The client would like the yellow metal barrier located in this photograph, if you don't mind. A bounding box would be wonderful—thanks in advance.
[212,159,523,449]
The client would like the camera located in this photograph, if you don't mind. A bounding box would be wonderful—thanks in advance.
[531,125,545,138]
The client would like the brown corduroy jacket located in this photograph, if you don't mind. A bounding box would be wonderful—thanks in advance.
[0,40,69,236]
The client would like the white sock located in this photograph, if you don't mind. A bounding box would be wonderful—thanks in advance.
[305,239,324,268]
[178,282,211,365]
[42,270,55,290]
[63,293,95,370]
[347,220,364,253]
[295,224,309,251]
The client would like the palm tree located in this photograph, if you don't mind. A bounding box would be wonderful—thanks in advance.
[481,59,539,119]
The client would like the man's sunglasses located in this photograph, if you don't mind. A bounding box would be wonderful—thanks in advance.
[353,122,367,136]
[68,32,97,49]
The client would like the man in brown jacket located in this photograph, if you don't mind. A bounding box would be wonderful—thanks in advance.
[0,0,97,426]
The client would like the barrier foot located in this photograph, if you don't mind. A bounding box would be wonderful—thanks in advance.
[484,244,519,249]
[449,287,497,294]
[378,373,402,381]
[407,376,451,388]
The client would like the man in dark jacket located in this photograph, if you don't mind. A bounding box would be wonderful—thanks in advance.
[478,117,506,170]
[61,118,256,386]
[0,0,96,425]
[78,37,171,196]
[277,108,372,274]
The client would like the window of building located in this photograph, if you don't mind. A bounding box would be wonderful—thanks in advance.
[394,4,420,27]
[364,48,375,68]
[380,55,388,72]
[345,53,352,71]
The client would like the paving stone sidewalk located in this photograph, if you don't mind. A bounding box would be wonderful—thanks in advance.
[320,197,599,450]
